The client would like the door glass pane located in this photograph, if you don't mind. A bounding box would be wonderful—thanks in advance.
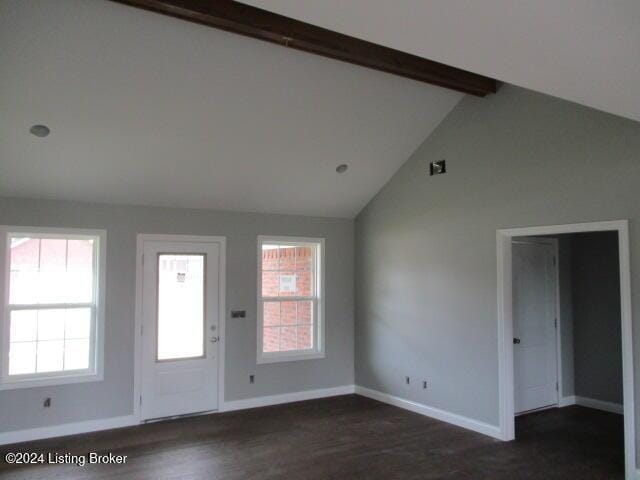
[157,254,205,361]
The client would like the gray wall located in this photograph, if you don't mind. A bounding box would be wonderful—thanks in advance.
[355,85,640,451]
[541,232,621,403]
[0,197,354,432]
[557,236,575,397]
[571,232,622,404]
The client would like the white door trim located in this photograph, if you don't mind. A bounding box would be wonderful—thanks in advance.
[134,234,226,423]
[496,220,635,480]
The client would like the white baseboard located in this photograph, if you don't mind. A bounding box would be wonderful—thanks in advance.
[0,385,355,446]
[559,395,576,407]
[354,385,502,440]
[558,395,623,414]
[575,396,623,415]
[220,384,356,412]
[0,415,138,446]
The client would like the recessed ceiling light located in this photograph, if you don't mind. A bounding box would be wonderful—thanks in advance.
[30,125,50,138]
[336,164,348,173]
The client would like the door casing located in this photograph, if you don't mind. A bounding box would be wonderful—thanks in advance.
[134,234,226,422]
[496,220,635,480]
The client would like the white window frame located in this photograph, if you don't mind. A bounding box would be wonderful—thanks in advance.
[0,226,106,390]
[257,236,325,364]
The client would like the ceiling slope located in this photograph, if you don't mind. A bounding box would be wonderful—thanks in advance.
[244,0,640,122]
[111,0,497,96]
[0,0,461,218]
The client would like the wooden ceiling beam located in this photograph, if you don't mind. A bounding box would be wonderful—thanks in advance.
[111,0,498,96]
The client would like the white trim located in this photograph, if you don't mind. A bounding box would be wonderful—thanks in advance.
[0,226,106,391]
[558,395,576,408]
[0,371,103,391]
[575,396,624,415]
[134,234,226,423]
[0,384,353,445]
[220,385,354,412]
[496,220,636,480]
[0,415,137,446]
[559,394,624,414]
[256,235,325,364]
[257,351,326,364]
[355,385,502,439]
[552,239,563,404]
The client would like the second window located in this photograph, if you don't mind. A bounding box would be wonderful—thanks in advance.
[257,236,324,363]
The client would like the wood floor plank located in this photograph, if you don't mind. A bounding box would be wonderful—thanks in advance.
[0,395,624,479]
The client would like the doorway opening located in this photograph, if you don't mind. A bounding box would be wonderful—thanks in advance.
[497,221,635,479]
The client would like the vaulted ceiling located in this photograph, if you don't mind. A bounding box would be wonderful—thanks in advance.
[245,0,640,123]
[2,1,638,219]
[0,0,461,218]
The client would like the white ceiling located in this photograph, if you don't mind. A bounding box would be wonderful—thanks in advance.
[0,0,461,218]
[246,0,640,123]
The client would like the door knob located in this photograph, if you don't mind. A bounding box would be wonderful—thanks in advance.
[513,338,521,344]
[211,336,219,343]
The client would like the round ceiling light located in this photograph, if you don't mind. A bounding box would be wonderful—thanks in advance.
[336,164,348,173]
[30,124,50,138]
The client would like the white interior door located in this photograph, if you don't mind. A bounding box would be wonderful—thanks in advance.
[513,238,558,414]
[141,239,220,420]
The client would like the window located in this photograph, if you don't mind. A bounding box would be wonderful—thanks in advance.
[0,227,106,389]
[257,236,324,363]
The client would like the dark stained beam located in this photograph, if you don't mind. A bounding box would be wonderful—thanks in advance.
[111,0,498,96]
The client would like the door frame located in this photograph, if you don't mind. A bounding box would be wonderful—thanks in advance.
[133,234,226,423]
[496,220,635,479]
[511,236,561,414]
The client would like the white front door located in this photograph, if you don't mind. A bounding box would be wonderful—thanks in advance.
[140,238,221,420]
[513,238,558,414]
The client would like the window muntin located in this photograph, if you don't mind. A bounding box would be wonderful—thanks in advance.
[10,237,94,305]
[258,237,323,363]
[1,229,103,387]
[8,308,92,375]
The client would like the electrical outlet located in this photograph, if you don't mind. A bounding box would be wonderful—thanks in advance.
[249,374,255,384]
[43,397,51,408]
[422,381,428,389]
[405,376,410,385]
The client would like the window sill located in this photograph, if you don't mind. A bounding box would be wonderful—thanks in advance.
[0,371,103,391]
[257,351,325,364]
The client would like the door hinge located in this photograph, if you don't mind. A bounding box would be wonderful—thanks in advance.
[140,324,144,336]
[141,254,144,266]
[139,395,143,406]
[552,256,557,267]
[554,318,557,329]
[555,382,558,391]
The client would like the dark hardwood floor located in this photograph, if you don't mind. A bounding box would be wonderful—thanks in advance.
[0,395,624,479]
